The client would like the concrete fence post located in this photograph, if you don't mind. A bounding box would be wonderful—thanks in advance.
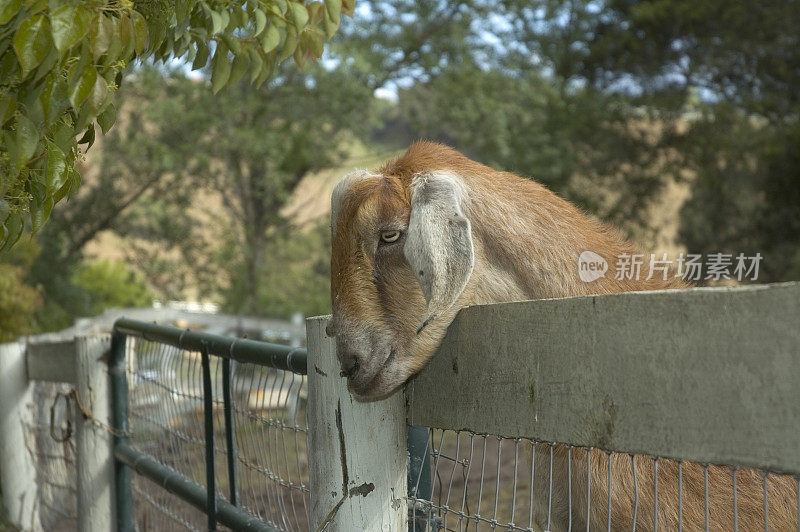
[0,341,42,532]
[307,316,407,531]
[74,335,113,532]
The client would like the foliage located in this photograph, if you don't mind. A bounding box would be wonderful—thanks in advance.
[334,0,495,90]
[72,258,154,313]
[222,221,331,318]
[103,64,376,314]
[0,0,353,251]
[679,111,800,282]
[25,225,97,331]
[0,238,42,341]
[336,1,683,242]
[397,63,683,241]
[354,0,800,278]
[518,0,800,281]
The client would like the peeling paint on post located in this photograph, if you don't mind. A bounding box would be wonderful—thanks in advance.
[307,316,407,531]
[75,335,113,532]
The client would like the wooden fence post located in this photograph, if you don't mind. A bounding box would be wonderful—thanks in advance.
[0,341,42,531]
[74,335,113,532]
[307,316,407,531]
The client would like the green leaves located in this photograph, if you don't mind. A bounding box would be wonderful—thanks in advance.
[325,0,341,24]
[211,42,231,94]
[192,40,210,69]
[69,64,98,110]
[203,2,230,35]
[13,14,51,78]
[131,11,148,53]
[1,0,349,248]
[0,93,16,126]
[50,5,91,53]
[288,2,309,32]
[253,8,267,36]
[261,24,281,53]
[228,48,249,86]
[45,142,68,194]
[97,104,116,134]
[15,114,39,169]
[0,0,21,25]
[85,75,108,117]
[88,15,113,60]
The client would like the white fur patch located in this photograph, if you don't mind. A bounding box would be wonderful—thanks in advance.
[331,169,380,232]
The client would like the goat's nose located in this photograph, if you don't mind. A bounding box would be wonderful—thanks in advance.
[340,354,360,379]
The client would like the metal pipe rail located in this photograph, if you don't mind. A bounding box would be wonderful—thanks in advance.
[110,318,306,531]
[115,443,274,531]
[114,317,307,374]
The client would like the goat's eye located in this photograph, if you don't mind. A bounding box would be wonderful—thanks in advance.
[380,230,401,244]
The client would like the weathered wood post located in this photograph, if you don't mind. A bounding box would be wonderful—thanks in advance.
[0,341,42,532]
[307,316,407,531]
[74,335,113,532]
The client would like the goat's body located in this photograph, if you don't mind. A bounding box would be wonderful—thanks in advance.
[333,141,795,529]
[379,143,796,530]
[536,448,797,531]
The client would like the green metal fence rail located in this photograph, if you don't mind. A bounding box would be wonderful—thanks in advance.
[111,318,307,531]
[110,317,433,530]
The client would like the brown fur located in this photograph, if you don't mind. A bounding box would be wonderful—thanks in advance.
[329,141,796,530]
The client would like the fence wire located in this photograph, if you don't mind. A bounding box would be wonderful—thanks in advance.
[22,381,78,531]
[127,337,309,531]
[408,428,800,532]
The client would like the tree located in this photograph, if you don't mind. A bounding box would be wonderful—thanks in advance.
[0,0,353,250]
[333,0,498,91]
[358,0,799,275]
[85,63,376,314]
[237,220,332,318]
[72,259,154,313]
[339,0,684,243]
[678,106,800,282]
[0,238,41,340]
[514,0,800,281]
[396,63,685,241]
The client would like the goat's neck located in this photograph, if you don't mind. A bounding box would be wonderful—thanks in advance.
[463,176,670,305]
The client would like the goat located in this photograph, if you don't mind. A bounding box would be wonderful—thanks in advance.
[327,141,796,530]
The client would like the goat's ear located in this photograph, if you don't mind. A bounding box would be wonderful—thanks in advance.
[404,172,474,333]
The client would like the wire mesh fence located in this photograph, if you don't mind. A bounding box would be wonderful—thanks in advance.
[22,381,79,531]
[126,336,309,531]
[407,428,800,532]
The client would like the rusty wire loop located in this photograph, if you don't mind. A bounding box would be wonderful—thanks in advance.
[49,389,73,442]
[27,382,80,528]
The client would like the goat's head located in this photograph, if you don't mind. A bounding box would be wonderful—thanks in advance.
[328,167,474,399]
